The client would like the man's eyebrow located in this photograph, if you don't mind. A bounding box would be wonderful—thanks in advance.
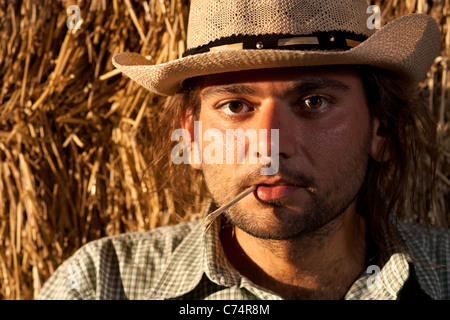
[283,78,350,97]
[201,84,259,100]
[200,78,350,100]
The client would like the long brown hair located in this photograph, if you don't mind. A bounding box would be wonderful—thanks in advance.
[356,66,439,259]
[148,65,440,258]
[142,79,205,222]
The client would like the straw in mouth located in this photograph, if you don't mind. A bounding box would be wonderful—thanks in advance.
[202,186,257,232]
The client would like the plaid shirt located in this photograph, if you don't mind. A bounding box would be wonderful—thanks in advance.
[37,205,450,300]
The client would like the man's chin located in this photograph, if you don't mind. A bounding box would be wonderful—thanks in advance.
[223,200,350,242]
[236,227,305,241]
[224,210,314,241]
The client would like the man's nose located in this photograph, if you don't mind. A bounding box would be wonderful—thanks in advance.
[252,98,296,161]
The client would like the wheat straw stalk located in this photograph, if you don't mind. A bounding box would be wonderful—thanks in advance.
[202,186,257,231]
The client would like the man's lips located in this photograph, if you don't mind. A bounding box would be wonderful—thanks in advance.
[254,183,305,201]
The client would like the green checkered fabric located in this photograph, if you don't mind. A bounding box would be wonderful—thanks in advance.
[37,207,450,300]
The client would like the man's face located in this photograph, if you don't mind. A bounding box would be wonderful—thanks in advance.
[185,66,382,240]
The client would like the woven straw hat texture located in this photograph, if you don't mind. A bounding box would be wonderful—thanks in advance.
[112,0,441,96]
[186,0,375,49]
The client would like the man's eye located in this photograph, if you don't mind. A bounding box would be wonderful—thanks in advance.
[219,101,253,115]
[303,96,329,110]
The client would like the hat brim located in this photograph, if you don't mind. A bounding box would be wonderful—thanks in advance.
[112,14,440,96]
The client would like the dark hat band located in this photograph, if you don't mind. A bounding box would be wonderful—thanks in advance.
[183,31,369,57]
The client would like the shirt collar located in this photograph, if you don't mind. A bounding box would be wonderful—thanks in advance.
[345,221,441,300]
[203,218,242,287]
[144,201,239,300]
[144,219,205,299]
[145,203,441,300]
[345,252,410,299]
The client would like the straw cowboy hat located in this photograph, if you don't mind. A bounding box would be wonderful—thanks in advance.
[112,0,441,96]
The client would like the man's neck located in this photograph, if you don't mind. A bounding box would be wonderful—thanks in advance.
[220,203,368,300]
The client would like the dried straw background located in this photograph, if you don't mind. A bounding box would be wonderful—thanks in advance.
[0,0,449,300]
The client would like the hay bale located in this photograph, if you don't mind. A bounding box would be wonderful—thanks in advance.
[0,0,448,300]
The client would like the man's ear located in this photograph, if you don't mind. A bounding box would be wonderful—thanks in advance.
[181,112,202,170]
[370,117,393,162]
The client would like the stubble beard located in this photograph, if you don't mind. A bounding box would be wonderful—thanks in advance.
[201,127,372,242]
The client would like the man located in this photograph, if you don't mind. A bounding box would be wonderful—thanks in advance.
[38,0,449,300]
